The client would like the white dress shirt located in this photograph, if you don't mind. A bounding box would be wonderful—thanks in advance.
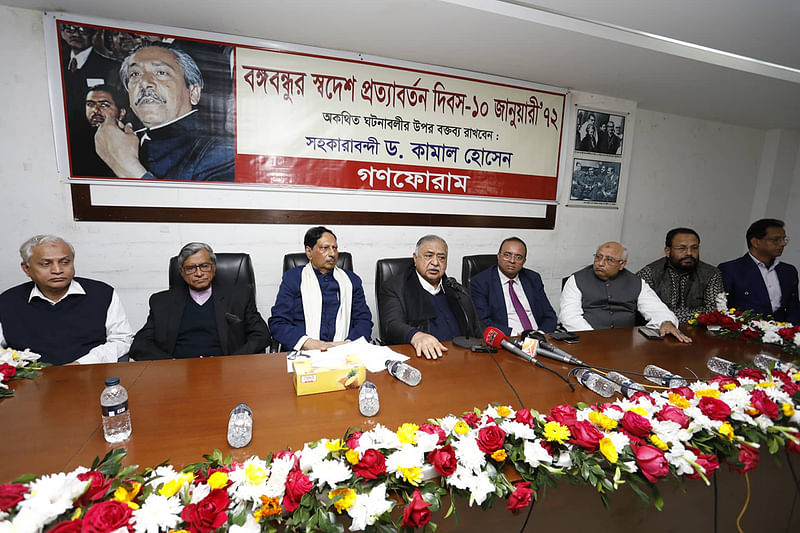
[748,252,782,313]
[499,268,538,335]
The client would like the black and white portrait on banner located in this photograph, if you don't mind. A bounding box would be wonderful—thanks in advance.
[569,158,621,206]
[574,108,625,156]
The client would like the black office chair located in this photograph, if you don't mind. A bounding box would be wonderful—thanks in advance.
[374,257,414,341]
[461,254,497,290]
[282,252,353,272]
[169,252,256,294]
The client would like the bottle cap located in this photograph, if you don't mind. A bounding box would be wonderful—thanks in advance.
[104,377,120,387]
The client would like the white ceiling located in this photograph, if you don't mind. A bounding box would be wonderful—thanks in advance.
[6,0,800,130]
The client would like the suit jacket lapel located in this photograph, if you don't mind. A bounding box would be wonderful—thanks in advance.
[212,283,230,354]
[742,254,771,308]
[489,268,509,329]
[166,288,188,352]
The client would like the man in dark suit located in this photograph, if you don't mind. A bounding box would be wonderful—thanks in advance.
[129,242,269,359]
[719,218,799,323]
[379,235,483,359]
[470,237,557,335]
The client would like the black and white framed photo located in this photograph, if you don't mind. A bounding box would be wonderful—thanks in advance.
[569,158,621,206]
[574,108,626,156]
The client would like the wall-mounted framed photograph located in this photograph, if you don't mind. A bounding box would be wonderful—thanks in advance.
[574,108,626,156]
[568,158,621,207]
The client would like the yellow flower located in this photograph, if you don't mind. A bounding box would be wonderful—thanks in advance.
[491,449,507,462]
[694,388,720,399]
[688,319,697,325]
[599,437,618,464]
[254,495,282,520]
[328,488,357,513]
[244,462,268,486]
[649,434,669,450]
[113,482,141,510]
[792,372,800,382]
[345,449,360,465]
[325,439,345,452]
[169,530,190,533]
[589,411,618,430]
[159,472,194,498]
[629,407,649,417]
[397,466,423,486]
[722,383,737,391]
[693,313,700,318]
[729,308,736,313]
[668,393,690,409]
[718,421,735,442]
[543,421,571,443]
[207,471,229,490]
[757,381,775,389]
[782,403,795,417]
[396,423,419,444]
[71,508,82,520]
[454,421,470,435]
[496,405,512,417]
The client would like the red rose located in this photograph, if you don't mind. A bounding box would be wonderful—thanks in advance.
[401,489,432,528]
[514,408,535,427]
[778,327,796,340]
[629,392,656,404]
[419,423,446,445]
[428,444,457,477]
[686,453,719,480]
[698,311,722,326]
[567,421,603,452]
[739,328,760,341]
[346,431,362,450]
[181,488,229,533]
[476,425,506,454]
[76,471,111,508]
[729,444,760,474]
[669,386,695,399]
[81,500,133,533]
[548,404,577,426]
[737,368,765,381]
[698,397,731,421]
[506,481,533,514]
[352,449,387,480]
[750,390,779,420]
[620,411,652,438]
[633,444,670,483]
[719,315,738,329]
[462,412,479,427]
[656,405,690,429]
[708,375,739,389]
[283,470,313,513]
[47,520,83,532]
[0,483,28,512]
[0,363,16,381]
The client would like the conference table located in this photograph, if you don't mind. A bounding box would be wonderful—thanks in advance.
[2,326,798,531]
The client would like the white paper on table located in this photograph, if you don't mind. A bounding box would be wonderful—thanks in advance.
[285,337,409,373]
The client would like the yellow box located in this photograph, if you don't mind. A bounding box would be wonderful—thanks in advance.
[292,354,366,396]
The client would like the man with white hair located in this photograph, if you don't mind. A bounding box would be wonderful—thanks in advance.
[0,235,133,365]
[559,241,691,342]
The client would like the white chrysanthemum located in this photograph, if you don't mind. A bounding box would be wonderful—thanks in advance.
[575,407,593,422]
[684,407,716,432]
[499,420,537,441]
[762,331,782,344]
[2,507,45,533]
[385,446,424,474]
[347,483,393,531]
[720,387,752,413]
[452,434,486,472]
[358,425,400,451]
[229,513,262,533]
[263,455,294,499]
[730,410,757,425]
[228,456,270,503]
[309,459,352,489]
[132,494,182,533]
[414,431,440,454]
[299,441,330,472]
[736,376,758,387]
[17,471,87,531]
[483,404,515,420]
[651,419,691,445]
[601,407,624,422]
[523,439,552,468]
[438,415,460,435]
[665,442,696,476]
[762,386,791,405]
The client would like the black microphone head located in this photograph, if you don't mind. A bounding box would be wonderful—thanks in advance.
[520,329,546,342]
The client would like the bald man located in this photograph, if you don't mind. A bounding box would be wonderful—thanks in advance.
[559,242,690,342]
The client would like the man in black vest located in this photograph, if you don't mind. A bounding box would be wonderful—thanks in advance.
[379,235,483,359]
[129,242,269,359]
[637,228,723,323]
[0,235,133,365]
[559,241,691,342]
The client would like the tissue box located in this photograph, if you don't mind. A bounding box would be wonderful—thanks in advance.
[292,354,366,396]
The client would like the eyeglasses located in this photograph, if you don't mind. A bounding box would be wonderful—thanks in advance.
[593,253,623,265]
[61,25,89,34]
[501,251,525,262]
[761,236,790,244]
[182,263,213,274]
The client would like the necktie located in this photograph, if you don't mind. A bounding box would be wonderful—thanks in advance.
[509,280,533,330]
[68,58,77,72]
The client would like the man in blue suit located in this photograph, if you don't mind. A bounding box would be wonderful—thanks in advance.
[469,237,557,335]
[719,218,799,324]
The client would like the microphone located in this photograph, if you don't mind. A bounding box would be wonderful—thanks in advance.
[512,336,586,366]
[484,327,542,366]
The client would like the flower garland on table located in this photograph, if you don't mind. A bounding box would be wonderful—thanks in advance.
[0,348,47,399]
[691,308,800,357]
[2,365,800,533]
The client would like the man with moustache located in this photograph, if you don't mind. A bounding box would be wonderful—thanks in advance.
[379,235,483,359]
[560,241,691,341]
[129,242,269,359]
[72,84,128,177]
[637,228,723,323]
[95,41,234,181]
[0,235,133,365]
[719,219,799,323]
[269,227,373,350]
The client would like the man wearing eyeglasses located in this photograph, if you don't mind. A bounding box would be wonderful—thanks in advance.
[637,228,723,323]
[719,219,799,323]
[129,242,269,359]
[470,237,557,335]
[560,241,691,342]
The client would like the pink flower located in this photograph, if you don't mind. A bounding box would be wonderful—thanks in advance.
[633,444,670,483]
[506,482,533,514]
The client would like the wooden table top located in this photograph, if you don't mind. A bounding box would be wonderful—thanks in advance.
[0,325,788,483]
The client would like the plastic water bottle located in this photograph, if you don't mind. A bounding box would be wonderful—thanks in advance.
[643,364,688,388]
[605,371,648,397]
[707,356,737,376]
[227,403,253,448]
[101,377,132,443]
[358,380,380,417]
[574,368,616,397]
[386,360,422,386]
[753,353,792,372]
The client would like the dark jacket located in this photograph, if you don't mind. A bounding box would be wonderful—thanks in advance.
[718,254,800,323]
[469,267,557,334]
